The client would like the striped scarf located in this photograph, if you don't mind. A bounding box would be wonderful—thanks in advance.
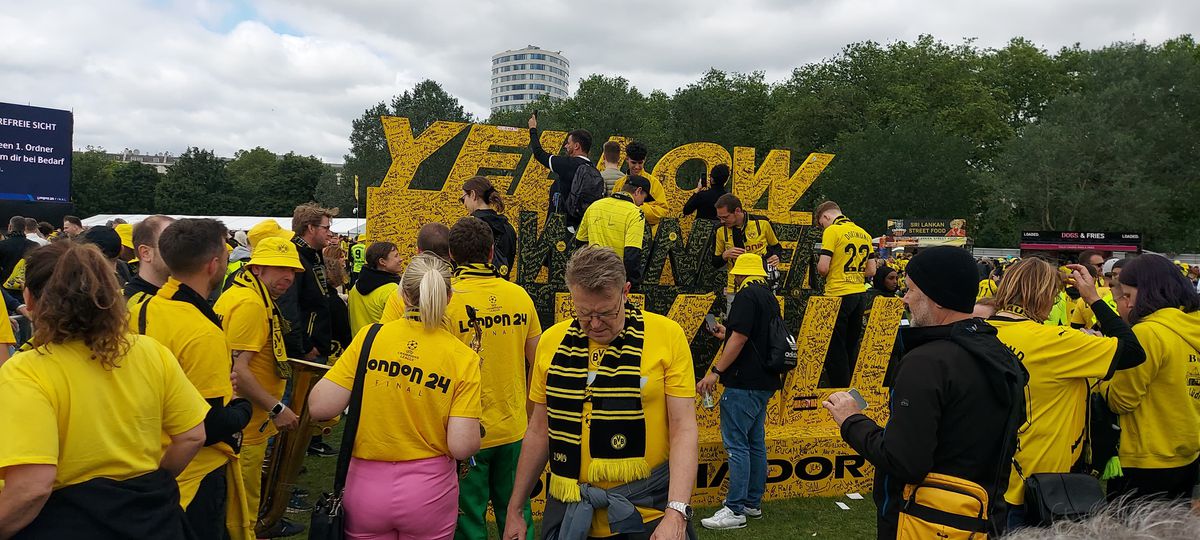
[453,262,499,279]
[545,302,648,503]
[230,269,291,379]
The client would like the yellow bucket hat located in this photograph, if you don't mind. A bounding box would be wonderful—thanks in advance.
[249,237,304,271]
[731,253,767,277]
[247,219,294,249]
[114,223,134,249]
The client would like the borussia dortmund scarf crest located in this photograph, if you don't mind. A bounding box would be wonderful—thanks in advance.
[545,302,648,502]
[231,270,291,379]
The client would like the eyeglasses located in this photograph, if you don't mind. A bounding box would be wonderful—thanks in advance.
[576,300,624,325]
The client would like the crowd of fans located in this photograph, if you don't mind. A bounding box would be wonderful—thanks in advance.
[0,116,1198,540]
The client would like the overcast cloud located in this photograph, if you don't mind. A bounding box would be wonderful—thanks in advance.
[1,0,1195,163]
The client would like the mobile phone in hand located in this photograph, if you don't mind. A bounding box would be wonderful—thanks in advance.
[848,388,869,410]
[704,314,718,334]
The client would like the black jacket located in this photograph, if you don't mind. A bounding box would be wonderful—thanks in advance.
[472,209,517,278]
[0,232,37,293]
[278,237,334,358]
[529,127,591,215]
[683,187,725,220]
[13,468,194,540]
[840,319,1026,539]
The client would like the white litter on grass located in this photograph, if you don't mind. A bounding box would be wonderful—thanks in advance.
[836,502,851,510]
[847,493,864,500]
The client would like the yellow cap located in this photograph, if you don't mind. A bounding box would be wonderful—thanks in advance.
[114,223,133,249]
[247,219,294,249]
[731,253,767,277]
[248,237,304,271]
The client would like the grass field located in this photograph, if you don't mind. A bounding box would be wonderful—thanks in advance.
[276,427,877,539]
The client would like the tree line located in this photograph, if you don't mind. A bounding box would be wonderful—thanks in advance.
[73,35,1199,251]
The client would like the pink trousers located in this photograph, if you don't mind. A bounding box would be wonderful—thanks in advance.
[343,455,459,540]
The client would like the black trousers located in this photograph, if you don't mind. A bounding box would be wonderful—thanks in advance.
[821,292,867,388]
[185,465,228,540]
[1106,456,1200,502]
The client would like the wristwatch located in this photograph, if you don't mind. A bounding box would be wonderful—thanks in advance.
[710,365,724,375]
[666,501,693,521]
[268,402,285,418]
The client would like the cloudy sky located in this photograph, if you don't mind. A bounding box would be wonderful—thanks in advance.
[1,0,1194,163]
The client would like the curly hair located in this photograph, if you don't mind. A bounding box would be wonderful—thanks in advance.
[24,242,131,369]
[322,244,347,289]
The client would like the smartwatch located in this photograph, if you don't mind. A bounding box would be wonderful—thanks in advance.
[666,501,693,521]
[268,402,285,418]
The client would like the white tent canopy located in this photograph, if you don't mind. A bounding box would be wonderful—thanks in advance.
[82,214,366,236]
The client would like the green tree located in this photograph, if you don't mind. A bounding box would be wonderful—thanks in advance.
[314,166,355,217]
[155,147,237,214]
[70,152,160,215]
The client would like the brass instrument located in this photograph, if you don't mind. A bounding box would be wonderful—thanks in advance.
[256,358,331,537]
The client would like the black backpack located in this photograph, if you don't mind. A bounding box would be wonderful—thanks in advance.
[752,311,799,374]
[565,162,606,221]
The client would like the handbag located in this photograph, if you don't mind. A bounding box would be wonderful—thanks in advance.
[310,323,382,540]
[1023,472,1105,526]
[897,472,991,539]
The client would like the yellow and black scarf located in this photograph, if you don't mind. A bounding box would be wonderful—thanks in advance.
[453,262,500,280]
[230,270,291,379]
[736,275,767,293]
[545,302,648,502]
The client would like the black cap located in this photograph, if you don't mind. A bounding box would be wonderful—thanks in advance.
[82,226,121,259]
[624,175,654,202]
[906,246,978,314]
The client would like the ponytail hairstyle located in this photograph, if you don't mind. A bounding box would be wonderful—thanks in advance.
[401,252,452,330]
[24,242,131,369]
[463,176,505,213]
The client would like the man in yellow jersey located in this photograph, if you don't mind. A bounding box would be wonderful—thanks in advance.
[124,215,176,307]
[347,241,402,335]
[214,236,305,538]
[815,201,877,388]
[504,245,698,540]
[447,217,543,540]
[576,175,650,288]
[611,141,669,227]
[128,218,254,540]
[713,194,783,296]
[378,222,451,324]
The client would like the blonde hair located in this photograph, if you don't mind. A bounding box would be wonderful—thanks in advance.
[401,252,452,330]
[993,257,1062,321]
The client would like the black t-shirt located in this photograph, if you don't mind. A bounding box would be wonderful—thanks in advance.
[720,282,783,391]
[683,187,725,220]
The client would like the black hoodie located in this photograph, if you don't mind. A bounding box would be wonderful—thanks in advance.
[472,209,517,279]
[353,266,400,297]
[841,318,1027,539]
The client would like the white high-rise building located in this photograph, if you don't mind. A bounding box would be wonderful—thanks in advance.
[490,45,570,114]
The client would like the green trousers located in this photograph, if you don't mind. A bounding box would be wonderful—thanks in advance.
[456,440,534,540]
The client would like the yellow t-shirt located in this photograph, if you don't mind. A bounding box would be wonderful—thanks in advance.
[819,216,874,297]
[613,172,668,226]
[1068,288,1113,330]
[990,318,1118,505]
[714,217,780,291]
[379,289,404,324]
[348,281,399,336]
[575,195,645,258]
[326,318,483,462]
[444,272,542,448]
[214,284,285,445]
[0,337,209,489]
[529,312,695,537]
[128,278,236,501]
[0,312,14,346]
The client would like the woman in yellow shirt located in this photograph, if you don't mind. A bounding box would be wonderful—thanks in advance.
[310,253,482,540]
[0,242,209,539]
[1101,254,1200,502]
[987,257,1145,528]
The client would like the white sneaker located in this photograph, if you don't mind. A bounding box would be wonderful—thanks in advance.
[700,506,748,530]
[743,507,763,519]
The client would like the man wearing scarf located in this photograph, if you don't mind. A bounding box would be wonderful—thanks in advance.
[446,217,543,540]
[504,246,698,540]
[128,219,254,540]
[214,236,305,538]
[694,254,784,530]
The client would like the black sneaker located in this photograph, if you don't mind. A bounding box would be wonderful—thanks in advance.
[286,490,313,513]
[257,518,305,538]
[306,441,337,458]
